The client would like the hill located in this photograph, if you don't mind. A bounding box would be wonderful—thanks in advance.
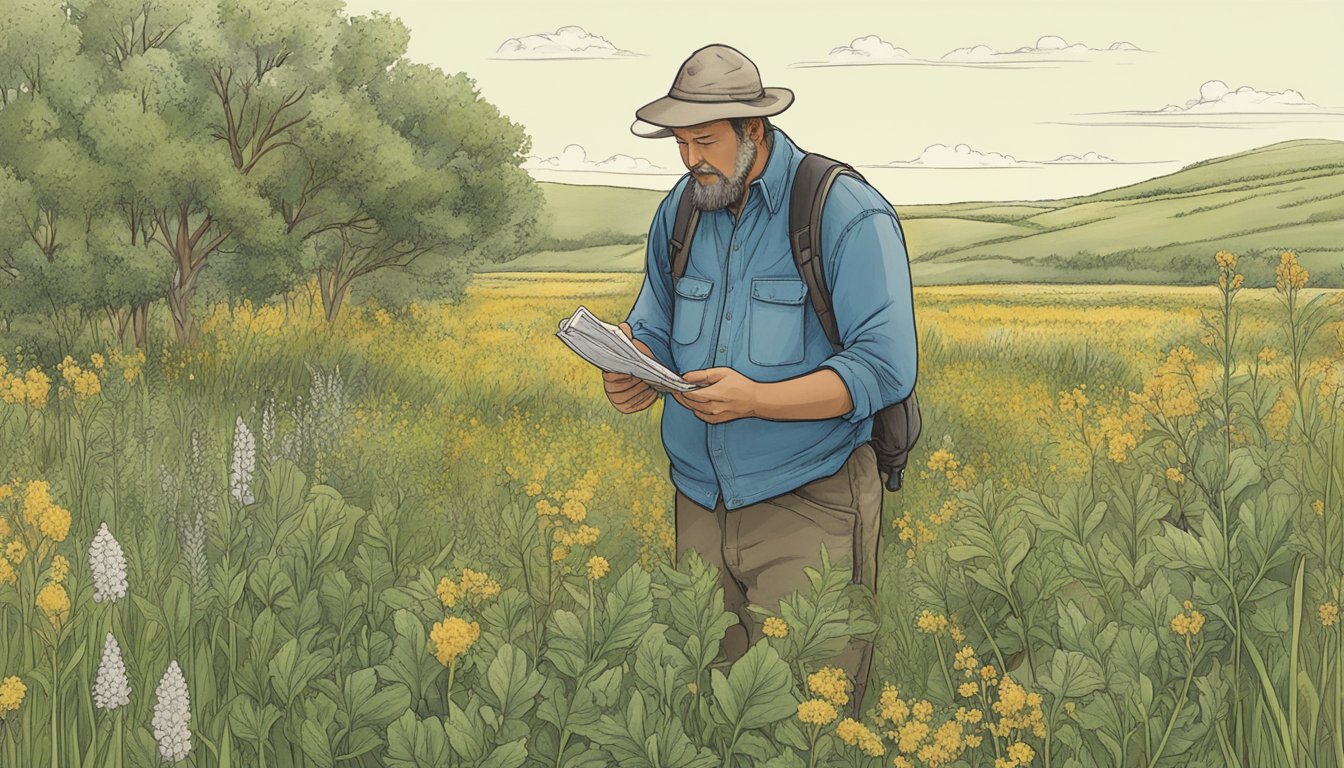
[489,139,1344,287]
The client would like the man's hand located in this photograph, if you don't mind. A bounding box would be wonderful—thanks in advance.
[671,368,762,424]
[604,322,659,414]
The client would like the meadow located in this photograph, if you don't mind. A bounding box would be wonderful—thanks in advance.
[0,252,1341,767]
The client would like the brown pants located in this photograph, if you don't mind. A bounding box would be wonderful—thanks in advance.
[674,442,883,716]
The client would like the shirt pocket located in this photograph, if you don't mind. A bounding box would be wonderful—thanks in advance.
[749,277,808,366]
[672,275,714,345]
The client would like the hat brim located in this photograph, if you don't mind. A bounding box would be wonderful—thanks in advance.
[630,87,794,138]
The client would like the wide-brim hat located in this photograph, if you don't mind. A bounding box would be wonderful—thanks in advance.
[631,44,794,138]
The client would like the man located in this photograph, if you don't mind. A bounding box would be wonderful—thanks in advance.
[603,43,917,715]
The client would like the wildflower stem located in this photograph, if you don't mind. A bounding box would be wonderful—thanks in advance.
[49,645,57,768]
[933,637,954,702]
[1146,632,1193,768]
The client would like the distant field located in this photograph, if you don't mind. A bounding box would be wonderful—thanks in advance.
[490,139,1344,287]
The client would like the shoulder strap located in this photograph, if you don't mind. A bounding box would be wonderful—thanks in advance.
[669,178,700,280]
[790,152,866,352]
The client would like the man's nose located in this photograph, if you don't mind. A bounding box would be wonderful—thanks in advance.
[684,143,703,168]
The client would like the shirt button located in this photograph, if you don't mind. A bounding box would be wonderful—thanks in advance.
[718,346,726,353]
[731,498,741,505]
[725,311,732,320]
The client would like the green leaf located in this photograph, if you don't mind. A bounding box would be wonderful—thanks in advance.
[484,643,546,723]
[300,719,336,768]
[595,564,654,663]
[1045,650,1105,699]
[479,738,528,768]
[544,610,591,680]
[384,711,450,768]
[710,641,796,732]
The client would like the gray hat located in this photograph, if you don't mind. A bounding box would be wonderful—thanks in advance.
[631,44,794,138]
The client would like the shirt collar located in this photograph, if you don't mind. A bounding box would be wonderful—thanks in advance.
[749,127,795,217]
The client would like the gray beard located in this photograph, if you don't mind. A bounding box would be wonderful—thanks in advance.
[688,135,758,212]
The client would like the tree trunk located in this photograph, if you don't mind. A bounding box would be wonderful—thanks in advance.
[132,302,150,349]
[167,265,202,347]
[317,267,351,325]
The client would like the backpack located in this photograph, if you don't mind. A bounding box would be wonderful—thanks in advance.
[667,151,922,492]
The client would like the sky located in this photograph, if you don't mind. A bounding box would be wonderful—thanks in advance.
[341,0,1344,204]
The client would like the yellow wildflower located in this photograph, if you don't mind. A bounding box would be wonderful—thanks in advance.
[0,558,14,585]
[524,482,542,496]
[561,499,587,523]
[916,610,948,634]
[1313,499,1325,517]
[37,583,70,629]
[894,758,914,768]
[5,541,25,565]
[1257,346,1279,364]
[880,683,910,724]
[459,568,500,600]
[1215,250,1238,271]
[797,698,838,726]
[1166,467,1185,483]
[90,353,105,369]
[436,577,460,608]
[573,524,601,547]
[807,667,850,708]
[586,556,610,581]
[980,664,998,682]
[835,718,885,757]
[0,676,25,715]
[1007,741,1036,764]
[552,546,567,562]
[1275,250,1309,292]
[762,617,788,638]
[897,719,930,753]
[959,681,979,698]
[49,555,69,584]
[912,700,933,722]
[429,617,480,666]
[1320,602,1339,627]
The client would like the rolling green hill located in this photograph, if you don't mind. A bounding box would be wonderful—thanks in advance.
[490,139,1344,287]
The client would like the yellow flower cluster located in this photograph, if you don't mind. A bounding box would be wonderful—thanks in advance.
[0,359,51,409]
[1170,600,1206,638]
[555,524,601,548]
[1214,251,1245,294]
[436,567,501,608]
[1165,468,1185,484]
[835,717,885,757]
[108,347,145,383]
[56,355,104,401]
[586,555,610,581]
[0,676,25,715]
[797,698,838,726]
[872,682,980,766]
[762,616,788,638]
[37,583,70,629]
[988,676,1046,740]
[995,740,1037,768]
[1314,499,1325,517]
[917,611,949,634]
[430,617,480,666]
[1274,250,1309,293]
[807,666,851,708]
[1129,346,1210,422]
[22,480,72,543]
[1319,602,1339,628]
[49,554,69,583]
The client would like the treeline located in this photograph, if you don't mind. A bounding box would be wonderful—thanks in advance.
[0,0,544,359]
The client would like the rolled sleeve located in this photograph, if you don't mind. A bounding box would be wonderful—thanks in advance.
[818,208,918,424]
[624,186,679,373]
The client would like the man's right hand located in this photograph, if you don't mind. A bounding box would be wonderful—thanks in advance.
[605,322,659,414]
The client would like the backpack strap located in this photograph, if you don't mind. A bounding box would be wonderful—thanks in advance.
[668,178,700,280]
[789,152,867,352]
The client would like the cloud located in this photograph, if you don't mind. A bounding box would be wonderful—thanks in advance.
[793,34,1144,67]
[942,35,1143,61]
[1049,152,1116,163]
[494,25,640,59]
[826,35,914,63]
[1154,80,1318,113]
[524,144,666,173]
[883,144,1118,167]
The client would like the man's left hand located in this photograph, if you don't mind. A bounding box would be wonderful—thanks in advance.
[672,368,763,423]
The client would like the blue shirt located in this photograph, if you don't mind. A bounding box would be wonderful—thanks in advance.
[625,126,917,511]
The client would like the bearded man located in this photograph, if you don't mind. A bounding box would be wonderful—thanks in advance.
[603,43,917,716]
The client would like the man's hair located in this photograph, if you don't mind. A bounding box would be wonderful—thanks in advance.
[730,116,773,147]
